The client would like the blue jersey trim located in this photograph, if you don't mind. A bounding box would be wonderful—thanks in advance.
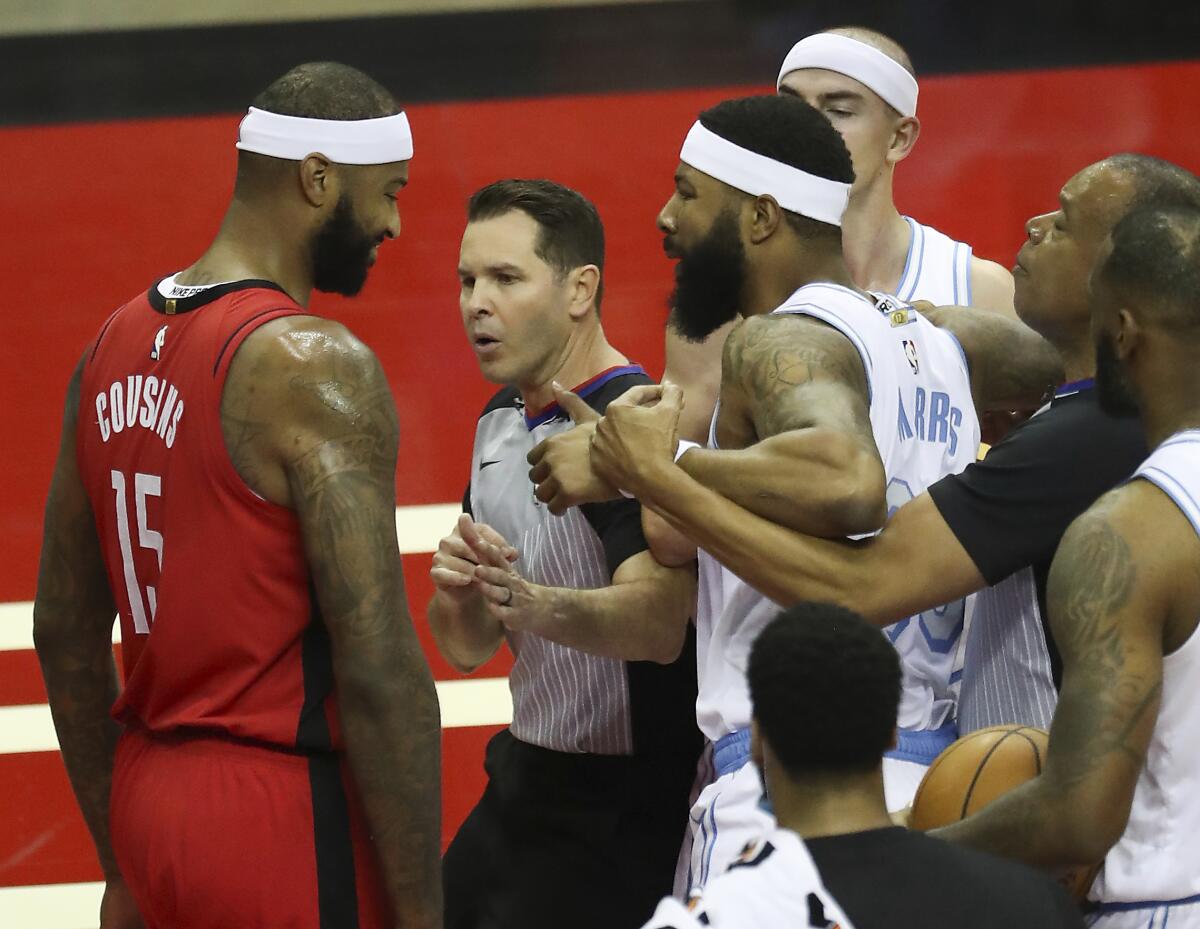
[1137,467,1200,538]
[950,243,960,306]
[713,728,752,778]
[773,293,876,405]
[964,245,975,306]
[885,719,958,765]
[942,328,971,383]
[1055,377,1095,398]
[898,216,919,298]
[904,222,927,301]
[523,363,647,430]
[1086,891,1200,914]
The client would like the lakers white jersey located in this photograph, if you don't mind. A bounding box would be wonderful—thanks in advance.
[694,283,980,743]
[641,827,854,929]
[895,217,974,306]
[1092,430,1200,907]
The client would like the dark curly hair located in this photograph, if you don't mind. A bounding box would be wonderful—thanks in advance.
[749,601,900,777]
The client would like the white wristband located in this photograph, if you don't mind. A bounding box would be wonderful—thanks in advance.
[618,440,701,498]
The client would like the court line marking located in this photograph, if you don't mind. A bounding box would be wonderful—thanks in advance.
[0,503,460,653]
[0,881,105,929]
[0,499,501,923]
[0,677,511,756]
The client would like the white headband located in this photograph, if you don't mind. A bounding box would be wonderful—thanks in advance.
[679,121,850,227]
[777,33,919,118]
[235,107,414,164]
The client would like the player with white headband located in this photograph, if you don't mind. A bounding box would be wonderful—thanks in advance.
[34,61,440,929]
[528,92,1058,893]
[664,26,1016,446]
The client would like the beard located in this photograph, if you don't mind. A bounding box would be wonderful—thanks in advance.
[1095,330,1141,418]
[666,209,747,343]
[311,195,379,297]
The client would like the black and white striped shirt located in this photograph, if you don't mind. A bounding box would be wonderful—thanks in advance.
[465,365,698,757]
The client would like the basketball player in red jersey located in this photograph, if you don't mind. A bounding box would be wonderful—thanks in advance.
[32,63,441,929]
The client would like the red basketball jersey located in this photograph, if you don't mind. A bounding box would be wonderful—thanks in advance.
[77,279,344,752]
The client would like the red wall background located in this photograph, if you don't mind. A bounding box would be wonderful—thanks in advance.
[2,59,1199,889]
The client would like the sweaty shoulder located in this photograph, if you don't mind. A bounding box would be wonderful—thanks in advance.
[722,311,868,396]
[221,316,397,506]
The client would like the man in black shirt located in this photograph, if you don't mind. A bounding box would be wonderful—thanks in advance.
[639,602,1082,929]
[604,154,1200,735]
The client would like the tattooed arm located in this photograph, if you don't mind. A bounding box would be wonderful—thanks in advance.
[933,487,1167,869]
[227,319,442,928]
[671,313,885,537]
[921,304,1062,411]
[33,354,141,928]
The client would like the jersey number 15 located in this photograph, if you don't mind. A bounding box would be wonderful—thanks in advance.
[110,469,162,635]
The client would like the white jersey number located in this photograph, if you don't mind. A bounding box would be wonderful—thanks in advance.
[110,469,163,634]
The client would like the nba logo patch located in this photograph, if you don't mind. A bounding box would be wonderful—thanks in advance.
[151,324,168,361]
[903,339,919,374]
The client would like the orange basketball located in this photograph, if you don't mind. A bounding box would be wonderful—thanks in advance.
[911,725,1048,830]
[911,724,1100,900]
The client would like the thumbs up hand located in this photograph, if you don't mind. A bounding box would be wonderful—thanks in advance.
[591,381,685,498]
[550,382,601,425]
[527,382,620,514]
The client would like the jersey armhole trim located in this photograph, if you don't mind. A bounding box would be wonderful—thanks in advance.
[1135,467,1200,538]
[941,327,972,383]
[771,305,874,406]
[213,307,304,376]
[961,244,975,306]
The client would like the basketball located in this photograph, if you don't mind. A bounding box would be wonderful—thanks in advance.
[912,725,1101,899]
[911,725,1048,829]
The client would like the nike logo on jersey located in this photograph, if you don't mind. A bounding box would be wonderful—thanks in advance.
[479,459,502,470]
[150,324,168,361]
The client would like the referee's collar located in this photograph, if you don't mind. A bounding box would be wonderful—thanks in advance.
[523,364,647,430]
[1055,377,1095,399]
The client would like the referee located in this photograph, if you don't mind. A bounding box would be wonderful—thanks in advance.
[429,179,701,929]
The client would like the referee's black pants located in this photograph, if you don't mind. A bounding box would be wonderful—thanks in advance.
[443,728,696,929]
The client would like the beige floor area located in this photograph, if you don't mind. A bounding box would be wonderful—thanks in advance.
[2,0,683,37]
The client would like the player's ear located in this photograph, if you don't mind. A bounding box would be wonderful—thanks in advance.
[1114,306,1141,361]
[887,726,899,752]
[298,153,335,208]
[886,116,920,167]
[749,195,782,244]
[750,719,765,768]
